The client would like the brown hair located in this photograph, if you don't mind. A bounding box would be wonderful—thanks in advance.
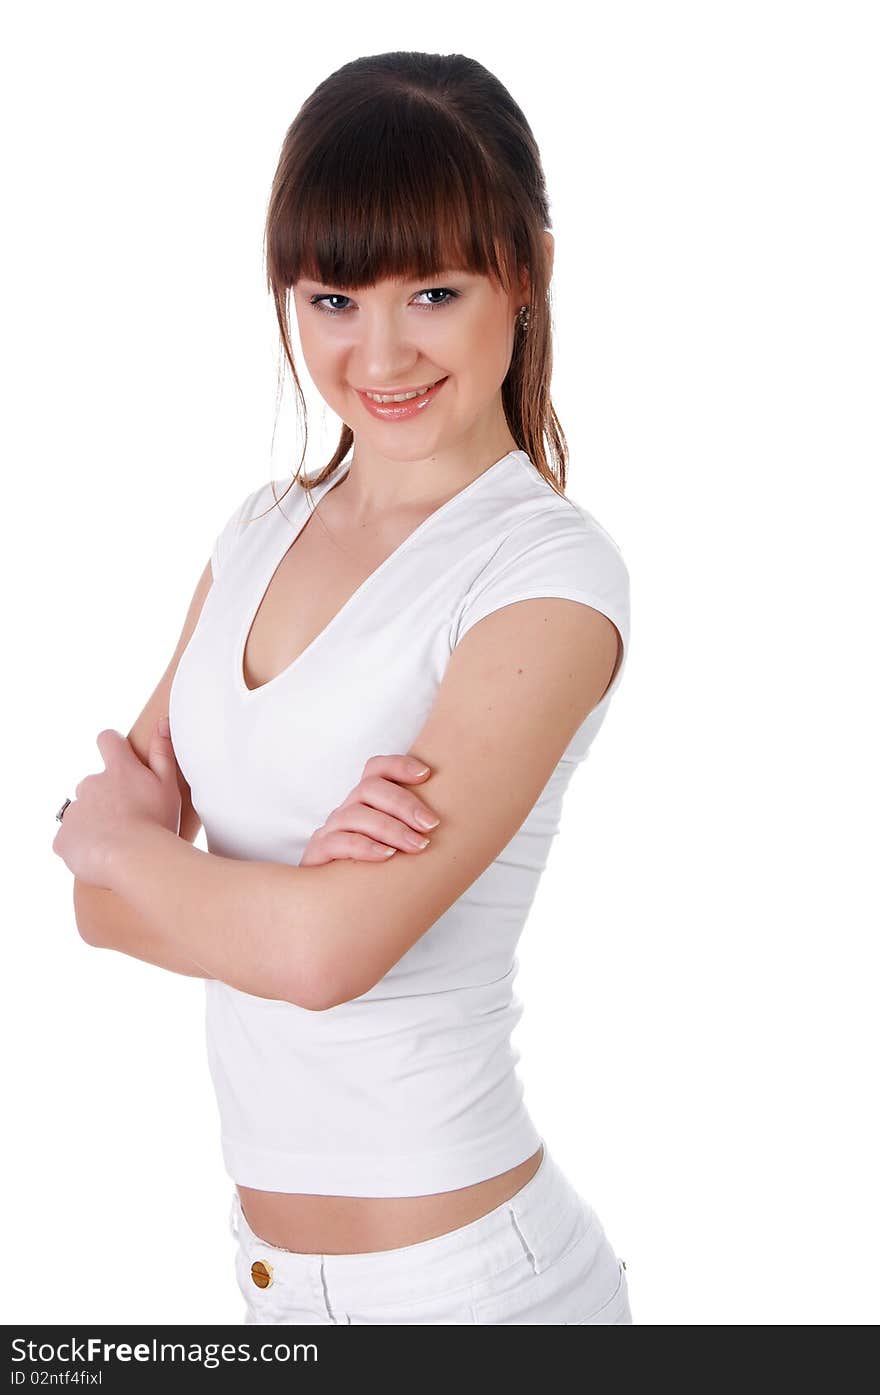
[259,50,568,519]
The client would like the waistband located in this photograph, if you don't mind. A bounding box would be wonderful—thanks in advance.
[229,1139,595,1311]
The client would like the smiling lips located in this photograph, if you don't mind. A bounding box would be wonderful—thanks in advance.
[362,377,445,402]
[356,376,449,420]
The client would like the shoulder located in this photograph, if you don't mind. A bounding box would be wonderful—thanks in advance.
[209,476,302,581]
[452,481,631,655]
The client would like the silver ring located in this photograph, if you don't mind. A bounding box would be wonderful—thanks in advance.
[56,798,72,822]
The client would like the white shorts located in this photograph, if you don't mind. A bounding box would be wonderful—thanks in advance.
[229,1140,633,1325]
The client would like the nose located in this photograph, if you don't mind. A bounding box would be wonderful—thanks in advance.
[356,313,425,390]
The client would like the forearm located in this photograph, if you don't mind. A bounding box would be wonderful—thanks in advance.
[105,825,327,1006]
[73,877,214,979]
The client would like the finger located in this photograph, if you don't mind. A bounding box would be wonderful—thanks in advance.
[147,715,177,782]
[95,729,127,767]
[324,802,435,851]
[302,830,398,867]
[345,774,440,832]
[361,753,432,784]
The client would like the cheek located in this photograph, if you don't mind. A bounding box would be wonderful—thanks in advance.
[440,311,508,376]
[461,318,513,391]
[296,327,349,386]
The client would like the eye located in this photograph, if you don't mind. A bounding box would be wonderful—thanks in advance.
[414,288,460,309]
[309,294,353,315]
[308,288,460,316]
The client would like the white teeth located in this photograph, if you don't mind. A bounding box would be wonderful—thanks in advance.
[365,379,440,404]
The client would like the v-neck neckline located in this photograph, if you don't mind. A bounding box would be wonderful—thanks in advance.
[234,447,523,701]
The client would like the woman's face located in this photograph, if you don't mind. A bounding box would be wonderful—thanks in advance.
[291,264,530,458]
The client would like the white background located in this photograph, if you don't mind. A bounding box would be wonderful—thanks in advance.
[3,1,877,1326]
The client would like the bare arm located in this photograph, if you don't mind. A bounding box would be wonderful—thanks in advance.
[74,783,212,978]
[73,559,215,979]
[103,597,621,1009]
[73,547,444,986]
[75,874,211,978]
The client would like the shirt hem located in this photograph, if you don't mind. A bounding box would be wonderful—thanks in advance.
[220,1116,544,1197]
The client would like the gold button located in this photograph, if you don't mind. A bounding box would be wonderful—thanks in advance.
[251,1259,274,1289]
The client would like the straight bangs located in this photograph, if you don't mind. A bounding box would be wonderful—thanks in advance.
[266,100,521,299]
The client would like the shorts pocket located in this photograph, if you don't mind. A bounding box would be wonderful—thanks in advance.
[469,1217,621,1325]
[566,1260,631,1324]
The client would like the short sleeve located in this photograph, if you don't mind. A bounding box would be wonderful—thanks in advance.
[450,505,631,706]
[209,482,271,582]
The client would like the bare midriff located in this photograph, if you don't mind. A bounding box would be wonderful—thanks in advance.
[237,1143,544,1255]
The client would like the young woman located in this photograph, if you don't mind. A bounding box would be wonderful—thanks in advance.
[59,51,633,1324]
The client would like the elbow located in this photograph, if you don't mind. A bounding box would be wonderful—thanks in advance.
[285,954,370,1013]
[311,981,365,1012]
[73,888,107,949]
[282,983,341,1013]
[295,986,341,1013]
[76,907,112,949]
[77,925,106,949]
[288,972,354,1014]
[274,951,337,1013]
[274,875,391,1010]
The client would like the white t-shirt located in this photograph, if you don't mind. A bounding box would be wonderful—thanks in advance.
[169,447,631,1196]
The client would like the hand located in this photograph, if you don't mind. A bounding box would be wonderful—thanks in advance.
[52,718,183,888]
[300,754,440,867]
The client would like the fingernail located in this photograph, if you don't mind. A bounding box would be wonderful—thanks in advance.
[411,764,430,777]
[414,810,439,829]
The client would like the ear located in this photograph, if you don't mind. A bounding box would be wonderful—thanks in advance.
[517,231,555,305]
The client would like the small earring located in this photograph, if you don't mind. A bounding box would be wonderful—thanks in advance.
[517,305,530,332]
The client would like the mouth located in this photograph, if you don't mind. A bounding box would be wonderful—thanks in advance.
[359,376,446,402]
[355,376,449,421]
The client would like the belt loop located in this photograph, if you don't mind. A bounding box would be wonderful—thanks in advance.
[506,1149,574,1277]
[319,1255,342,1324]
[507,1201,555,1276]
